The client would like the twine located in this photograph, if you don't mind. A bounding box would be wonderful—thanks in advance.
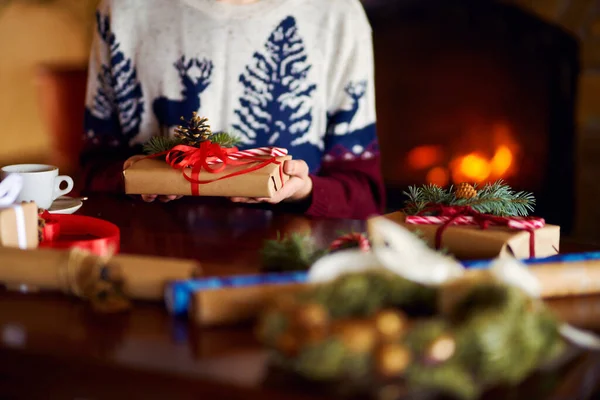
[59,246,116,298]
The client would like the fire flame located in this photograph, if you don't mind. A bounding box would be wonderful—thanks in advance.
[407,123,519,185]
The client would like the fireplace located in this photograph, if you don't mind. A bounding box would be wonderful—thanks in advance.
[365,0,579,233]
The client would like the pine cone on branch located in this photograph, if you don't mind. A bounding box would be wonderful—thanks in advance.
[174,112,212,145]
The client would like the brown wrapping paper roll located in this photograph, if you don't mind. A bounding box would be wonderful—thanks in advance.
[369,212,560,260]
[190,283,305,326]
[123,156,291,198]
[0,247,201,301]
[189,259,600,327]
[529,261,600,298]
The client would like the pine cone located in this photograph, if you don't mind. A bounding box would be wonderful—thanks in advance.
[174,112,212,145]
[455,183,477,200]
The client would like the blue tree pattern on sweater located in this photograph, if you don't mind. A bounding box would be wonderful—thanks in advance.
[233,16,317,149]
[84,11,144,146]
[153,56,214,133]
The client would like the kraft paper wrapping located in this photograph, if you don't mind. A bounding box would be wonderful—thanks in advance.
[185,255,600,326]
[123,156,291,198]
[190,283,305,326]
[368,212,560,260]
[0,247,200,301]
[0,203,39,249]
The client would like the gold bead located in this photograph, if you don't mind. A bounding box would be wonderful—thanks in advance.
[293,303,329,330]
[377,344,411,377]
[425,334,456,364]
[333,320,377,353]
[374,309,408,340]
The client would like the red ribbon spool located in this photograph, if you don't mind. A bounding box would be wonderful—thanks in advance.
[39,214,120,257]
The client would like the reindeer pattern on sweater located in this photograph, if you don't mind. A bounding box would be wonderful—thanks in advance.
[83,0,378,173]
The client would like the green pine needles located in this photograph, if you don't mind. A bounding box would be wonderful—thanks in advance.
[143,131,242,155]
[143,136,184,155]
[403,180,536,217]
[261,232,328,273]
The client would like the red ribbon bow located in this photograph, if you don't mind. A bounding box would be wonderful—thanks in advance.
[417,205,542,258]
[157,142,285,196]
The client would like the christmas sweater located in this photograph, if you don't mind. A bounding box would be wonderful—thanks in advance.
[81,0,384,219]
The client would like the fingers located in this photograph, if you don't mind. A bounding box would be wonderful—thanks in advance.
[159,195,181,203]
[141,195,182,203]
[284,160,309,178]
[230,197,261,204]
[262,176,306,204]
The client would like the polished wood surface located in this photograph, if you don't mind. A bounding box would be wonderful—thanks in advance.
[1,195,600,399]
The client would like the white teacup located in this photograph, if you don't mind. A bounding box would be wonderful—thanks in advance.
[0,164,74,209]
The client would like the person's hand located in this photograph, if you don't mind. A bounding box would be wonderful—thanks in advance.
[231,160,312,204]
[123,155,183,203]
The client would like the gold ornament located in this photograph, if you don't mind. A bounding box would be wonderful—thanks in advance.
[425,334,456,364]
[376,344,412,377]
[455,182,477,199]
[333,319,377,353]
[293,303,329,330]
[374,309,408,340]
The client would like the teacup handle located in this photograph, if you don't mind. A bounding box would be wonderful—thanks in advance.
[53,175,74,200]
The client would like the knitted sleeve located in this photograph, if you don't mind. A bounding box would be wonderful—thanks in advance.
[80,0,143,194]
[306,1,385,219]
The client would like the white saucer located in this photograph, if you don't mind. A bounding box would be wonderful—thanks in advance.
[48,196,83,215]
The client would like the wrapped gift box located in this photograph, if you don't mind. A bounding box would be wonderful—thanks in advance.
[123,156,291,198]
[0,202,39,249]
[368,211,560,260]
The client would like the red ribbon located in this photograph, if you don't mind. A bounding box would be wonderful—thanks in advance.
[417,205,539,258]
[154,142,285,196]
[329,232,371,252]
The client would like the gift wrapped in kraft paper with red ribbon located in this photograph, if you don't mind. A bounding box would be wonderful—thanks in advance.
[124,143,291,198]
[370,209,559,260]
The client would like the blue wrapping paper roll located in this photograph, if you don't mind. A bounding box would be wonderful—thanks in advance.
[165,251,600,316]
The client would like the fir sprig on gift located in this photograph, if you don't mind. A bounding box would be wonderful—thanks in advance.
[143,136,185,155]
[142,114,241,155]
[403,180,535,217]
[210,131,242,148]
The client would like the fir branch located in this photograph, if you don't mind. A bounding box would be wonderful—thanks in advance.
[465,180,535,217]
[403,180,536,217]
[210,132,242,148]
[143,136,184,155]
[261,232,328,272]
[403,184,454,215]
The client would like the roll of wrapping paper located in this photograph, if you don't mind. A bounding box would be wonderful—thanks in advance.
[165,271,308,315]
[190,283,307,326]
[167,252,600,325]
[0,246,201,301]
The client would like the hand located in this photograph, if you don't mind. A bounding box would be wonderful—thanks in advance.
[123,155,183,203]
[231,160,312,205]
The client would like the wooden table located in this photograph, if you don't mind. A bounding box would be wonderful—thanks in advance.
[1,195,600,400]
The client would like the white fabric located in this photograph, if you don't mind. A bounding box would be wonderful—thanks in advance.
[0,174,23,207]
